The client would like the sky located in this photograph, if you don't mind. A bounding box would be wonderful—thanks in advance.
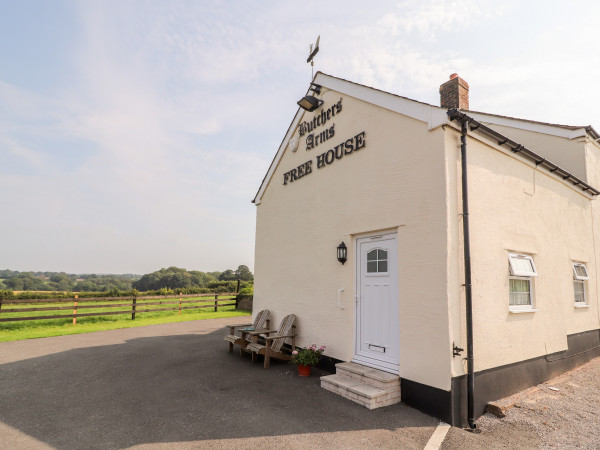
[2,0,600,275]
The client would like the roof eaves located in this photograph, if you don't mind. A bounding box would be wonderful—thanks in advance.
[447,109,600,197]
[252,107,304,204]
[466,109,600,142]
[585,125,600,141]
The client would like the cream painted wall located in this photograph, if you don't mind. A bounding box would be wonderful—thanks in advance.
[443,129,468,378]
[584,139,600,188]
[254,91,454,390]
[459,132,599,371]
[482,123,587,182]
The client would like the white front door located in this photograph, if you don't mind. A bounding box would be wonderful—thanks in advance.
[353,232,400,374]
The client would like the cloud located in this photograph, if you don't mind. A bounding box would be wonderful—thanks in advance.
[378,0,504,40]
[3,0,600,273]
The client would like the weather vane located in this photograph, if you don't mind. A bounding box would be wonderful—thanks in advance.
[307,35,320,79]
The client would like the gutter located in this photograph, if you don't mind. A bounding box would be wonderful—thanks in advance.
[585,125,600,142]
[447,110,600,197]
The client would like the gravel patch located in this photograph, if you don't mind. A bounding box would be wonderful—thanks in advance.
[442,356,600,449]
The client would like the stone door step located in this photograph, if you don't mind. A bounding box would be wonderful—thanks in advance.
[320,362,401,410]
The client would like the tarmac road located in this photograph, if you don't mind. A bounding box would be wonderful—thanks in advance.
[0,318,439,449]
[5,318,596,449]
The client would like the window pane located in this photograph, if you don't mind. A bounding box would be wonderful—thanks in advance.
[378,261,388,272]
[573,264,589,280]
[510,291,530,306]
[510,279,531,306]
[510,279,529,293]
[367,261,377,273]
[367,250,377,261]
[574,281,585,303]
[378,249,388,261]
[510,256,535,276]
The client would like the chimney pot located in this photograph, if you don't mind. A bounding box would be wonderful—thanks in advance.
[440,74,469,110]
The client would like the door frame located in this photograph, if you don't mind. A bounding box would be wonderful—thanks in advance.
[352,230,400,374]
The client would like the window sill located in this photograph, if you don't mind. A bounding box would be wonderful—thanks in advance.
[574,304,590,309]
[509,308,539,314]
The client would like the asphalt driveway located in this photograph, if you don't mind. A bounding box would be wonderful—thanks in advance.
[0,318,439,449]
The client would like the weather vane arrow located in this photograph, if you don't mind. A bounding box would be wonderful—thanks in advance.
[307,35,320,63]
[307,35,320,78]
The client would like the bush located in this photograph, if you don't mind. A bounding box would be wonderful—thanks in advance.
[0,290,15,300]
[238,286,253,296]
[158,287,175,296]
[0,285,237,302]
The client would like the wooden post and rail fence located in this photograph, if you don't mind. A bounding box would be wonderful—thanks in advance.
[0,292,238,324]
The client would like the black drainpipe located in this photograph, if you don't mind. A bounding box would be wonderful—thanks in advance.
[459,118,476,430]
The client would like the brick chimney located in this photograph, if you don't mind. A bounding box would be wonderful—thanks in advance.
[439,73,469,110]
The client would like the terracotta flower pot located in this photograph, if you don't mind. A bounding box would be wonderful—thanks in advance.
[297,364,311,377]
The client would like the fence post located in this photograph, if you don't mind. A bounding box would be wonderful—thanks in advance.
[214,294,218,312]
[73,294,78,326]
[179,292,182,315]
[236,279,240,293]
[132,295,137,320]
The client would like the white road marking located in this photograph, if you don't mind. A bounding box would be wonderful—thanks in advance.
[424,421,451,450]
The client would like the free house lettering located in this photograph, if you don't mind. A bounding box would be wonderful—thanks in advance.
[283,131,366,185]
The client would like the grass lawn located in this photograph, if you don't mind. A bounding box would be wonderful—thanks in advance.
[0,298,250,342]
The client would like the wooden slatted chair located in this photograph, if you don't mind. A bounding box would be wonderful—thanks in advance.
[224,309,270,355]
[247,314,296,368]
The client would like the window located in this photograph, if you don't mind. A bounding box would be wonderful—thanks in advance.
[508,253,537,310]
[572,262,589,305]
[367,249,388,274]
[510,278,532,307]
[509,253,537,277]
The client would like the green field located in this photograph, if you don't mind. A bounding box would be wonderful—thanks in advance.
[0,297,250,342]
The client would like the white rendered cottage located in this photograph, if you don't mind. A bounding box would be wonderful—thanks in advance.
[252,72,600,427]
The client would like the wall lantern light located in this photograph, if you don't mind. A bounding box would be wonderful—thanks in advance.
[297,95,323,112]
[337,242,347,265]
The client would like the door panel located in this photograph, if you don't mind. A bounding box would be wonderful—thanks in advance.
[353,233,400,374]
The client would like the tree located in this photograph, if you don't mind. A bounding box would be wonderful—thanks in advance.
[234,265,253,281]
[57,279,73,291]
[189,271,215,287]
[132,267,194,291]
[6,277,24,290]
[218,270,236,281]
[74,281,96,292]
[50,273,70,283]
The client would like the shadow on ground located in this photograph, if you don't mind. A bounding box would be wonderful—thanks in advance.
[0,325,437,449]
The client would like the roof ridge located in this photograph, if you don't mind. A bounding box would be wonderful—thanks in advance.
[316,73,599,139]
[315,72,440,109]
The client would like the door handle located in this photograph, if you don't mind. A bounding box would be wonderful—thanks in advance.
[337,288,344,310]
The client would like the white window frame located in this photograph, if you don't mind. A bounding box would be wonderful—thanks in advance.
[509,253,537,277]
[572,262,589,281]
[572,262,589,307]
[508,253,537,312]
[366,248,389,276]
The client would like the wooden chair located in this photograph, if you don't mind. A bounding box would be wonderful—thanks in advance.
[247,314,296,368]
[224,309,270,355]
